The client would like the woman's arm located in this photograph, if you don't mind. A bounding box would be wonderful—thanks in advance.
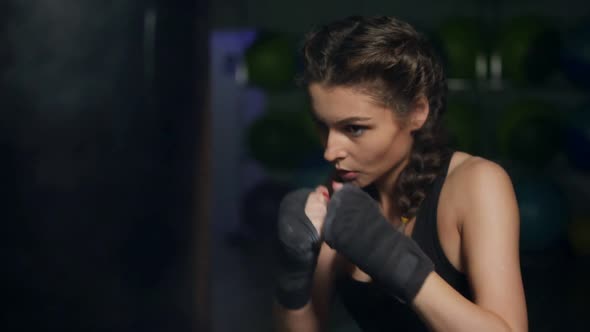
[274,242,342,332]
[411,159,528,332]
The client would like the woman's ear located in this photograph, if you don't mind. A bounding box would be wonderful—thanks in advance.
[409,95,430,131]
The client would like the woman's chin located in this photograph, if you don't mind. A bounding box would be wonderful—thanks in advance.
[348,177,369,188]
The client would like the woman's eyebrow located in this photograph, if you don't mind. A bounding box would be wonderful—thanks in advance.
[309,109,372,125]
[334,116,372,126]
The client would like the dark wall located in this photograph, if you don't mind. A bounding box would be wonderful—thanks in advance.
[211,0,590,33]
[1,1,209,331]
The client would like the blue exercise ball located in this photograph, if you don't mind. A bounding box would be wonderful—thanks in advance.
[561,19,590,89]
[564,105,590,171]
[513,177,569,252]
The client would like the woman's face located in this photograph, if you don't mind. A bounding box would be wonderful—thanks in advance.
[309,83,423,188]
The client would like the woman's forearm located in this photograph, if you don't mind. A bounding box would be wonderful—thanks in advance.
[411,273,523,332]
[273,300,323,332]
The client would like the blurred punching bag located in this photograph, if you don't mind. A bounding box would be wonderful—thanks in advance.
[1,1,208,332]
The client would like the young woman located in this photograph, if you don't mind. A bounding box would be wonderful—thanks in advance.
[273,16,528,331]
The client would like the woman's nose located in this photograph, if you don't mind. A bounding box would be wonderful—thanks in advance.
[323,131,347,163]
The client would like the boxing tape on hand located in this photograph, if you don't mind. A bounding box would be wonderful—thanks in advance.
[275,188,321,309]
[323,184,434,304]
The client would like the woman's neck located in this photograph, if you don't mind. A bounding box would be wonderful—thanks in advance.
[374,154,411,221]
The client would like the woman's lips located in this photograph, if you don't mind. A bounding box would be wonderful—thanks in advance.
[337,170,359,181]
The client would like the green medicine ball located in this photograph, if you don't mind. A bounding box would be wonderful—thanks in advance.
[435,18,486,80]
[443,99,480,153]
[495,16,561,85]
[246,109,321,171]
[244,32,297,91]
[497,100,563,166]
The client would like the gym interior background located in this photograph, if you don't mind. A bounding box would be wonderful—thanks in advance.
[2,0,590,331]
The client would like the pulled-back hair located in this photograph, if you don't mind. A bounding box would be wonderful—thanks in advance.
[300,16,451,220]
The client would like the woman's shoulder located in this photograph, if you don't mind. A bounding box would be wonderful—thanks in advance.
[444,151,517,223]
[446,151,511,186]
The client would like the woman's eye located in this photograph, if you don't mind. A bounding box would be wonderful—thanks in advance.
[345,125,366,137]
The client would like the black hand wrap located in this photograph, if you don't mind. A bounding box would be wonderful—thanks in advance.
[275,188,321,309]
[323,184,434,304]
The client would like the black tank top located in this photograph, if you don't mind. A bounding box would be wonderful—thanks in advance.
[334,151,472,331]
